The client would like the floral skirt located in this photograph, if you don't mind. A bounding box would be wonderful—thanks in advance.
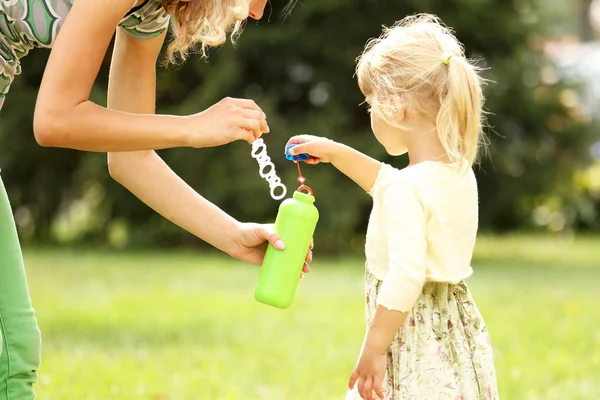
[348,268,499,400]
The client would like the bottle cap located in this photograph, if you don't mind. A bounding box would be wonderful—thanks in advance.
[285,144,309,161]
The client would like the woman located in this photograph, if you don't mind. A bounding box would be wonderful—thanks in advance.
[0,0,310,398]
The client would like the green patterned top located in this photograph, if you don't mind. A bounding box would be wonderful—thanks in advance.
[0,0,170,108]
[0,0,170,62]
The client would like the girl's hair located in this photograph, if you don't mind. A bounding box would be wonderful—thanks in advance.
[160,0,298,64]
[356,14,486,167]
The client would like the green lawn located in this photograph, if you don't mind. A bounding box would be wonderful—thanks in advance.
[25,234,600,399]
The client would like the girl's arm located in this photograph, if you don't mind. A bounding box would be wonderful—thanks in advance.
[286,136,382,193]
[33,0,267,151]
[328,143,382,193]
[361,182,427,351]
[347,307,408,400]
[362,307,408,357]
[348,182,428,400]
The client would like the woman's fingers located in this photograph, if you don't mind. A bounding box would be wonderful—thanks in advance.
[241,108,269,134]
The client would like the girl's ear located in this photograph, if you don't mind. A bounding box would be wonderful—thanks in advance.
[399,104,407,121]
[389,94,407,123]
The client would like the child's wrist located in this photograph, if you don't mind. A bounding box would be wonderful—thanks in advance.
[325,140,342,163]
[363,330,389,356]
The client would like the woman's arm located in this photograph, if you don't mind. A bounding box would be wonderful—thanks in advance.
[106,27,242,254]
[105,29,308,267]
[33,0,267,151]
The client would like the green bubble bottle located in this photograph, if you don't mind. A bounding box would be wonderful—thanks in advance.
[254,148,318,309]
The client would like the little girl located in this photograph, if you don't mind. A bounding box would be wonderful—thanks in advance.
[286,14,499,400]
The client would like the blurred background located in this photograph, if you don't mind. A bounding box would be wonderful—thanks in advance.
[1,0,599,399]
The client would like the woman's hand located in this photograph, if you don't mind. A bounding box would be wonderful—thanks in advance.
[185,97,270,147]
[285,135,338,164]
[229,222,313,272]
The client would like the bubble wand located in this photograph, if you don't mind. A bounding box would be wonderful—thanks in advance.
[250,137,288,201]
[287,144,313,195]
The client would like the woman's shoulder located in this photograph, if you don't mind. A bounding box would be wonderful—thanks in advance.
[119,0,170,40]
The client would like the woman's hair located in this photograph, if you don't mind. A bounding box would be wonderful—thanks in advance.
[356,14,486,167]
[160,0,298,64]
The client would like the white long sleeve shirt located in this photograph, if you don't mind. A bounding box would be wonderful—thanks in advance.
[365,161,478,312]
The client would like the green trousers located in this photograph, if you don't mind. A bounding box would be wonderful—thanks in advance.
[0,176,40,399]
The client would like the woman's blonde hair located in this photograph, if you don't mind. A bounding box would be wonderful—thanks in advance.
[356,14,486,167]
[161,0,298,64]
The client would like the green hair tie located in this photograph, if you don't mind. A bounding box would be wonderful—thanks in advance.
[442,54,454,66]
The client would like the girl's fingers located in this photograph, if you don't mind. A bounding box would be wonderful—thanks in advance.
[348,369,359,390]
[285,135,314,148]
[364,377,374,400]
[357,376,366,400]
[373,378,384,399]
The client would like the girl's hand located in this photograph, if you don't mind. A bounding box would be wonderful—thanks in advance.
[348,348,387,400]
[229,222,313,273]
[285,135,338,164]
[186,97,270,147]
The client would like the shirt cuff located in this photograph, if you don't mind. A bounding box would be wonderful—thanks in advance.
[377,268,426,313]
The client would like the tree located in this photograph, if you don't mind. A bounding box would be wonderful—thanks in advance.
[0,0,596,252]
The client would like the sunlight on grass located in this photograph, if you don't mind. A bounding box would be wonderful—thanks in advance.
[473,233,600,268]
[23,235,600,399]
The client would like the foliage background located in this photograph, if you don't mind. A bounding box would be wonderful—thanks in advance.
[0,0,598,253]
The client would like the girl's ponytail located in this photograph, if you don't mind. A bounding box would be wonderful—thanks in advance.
[436,54,485,168]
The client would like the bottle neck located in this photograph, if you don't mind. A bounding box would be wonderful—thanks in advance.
[293,191,315,204]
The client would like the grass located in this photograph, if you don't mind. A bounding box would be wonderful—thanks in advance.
[23,234,600,399]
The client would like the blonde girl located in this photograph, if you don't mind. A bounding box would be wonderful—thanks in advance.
[0,1,312,398]
[286,14,498,400]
